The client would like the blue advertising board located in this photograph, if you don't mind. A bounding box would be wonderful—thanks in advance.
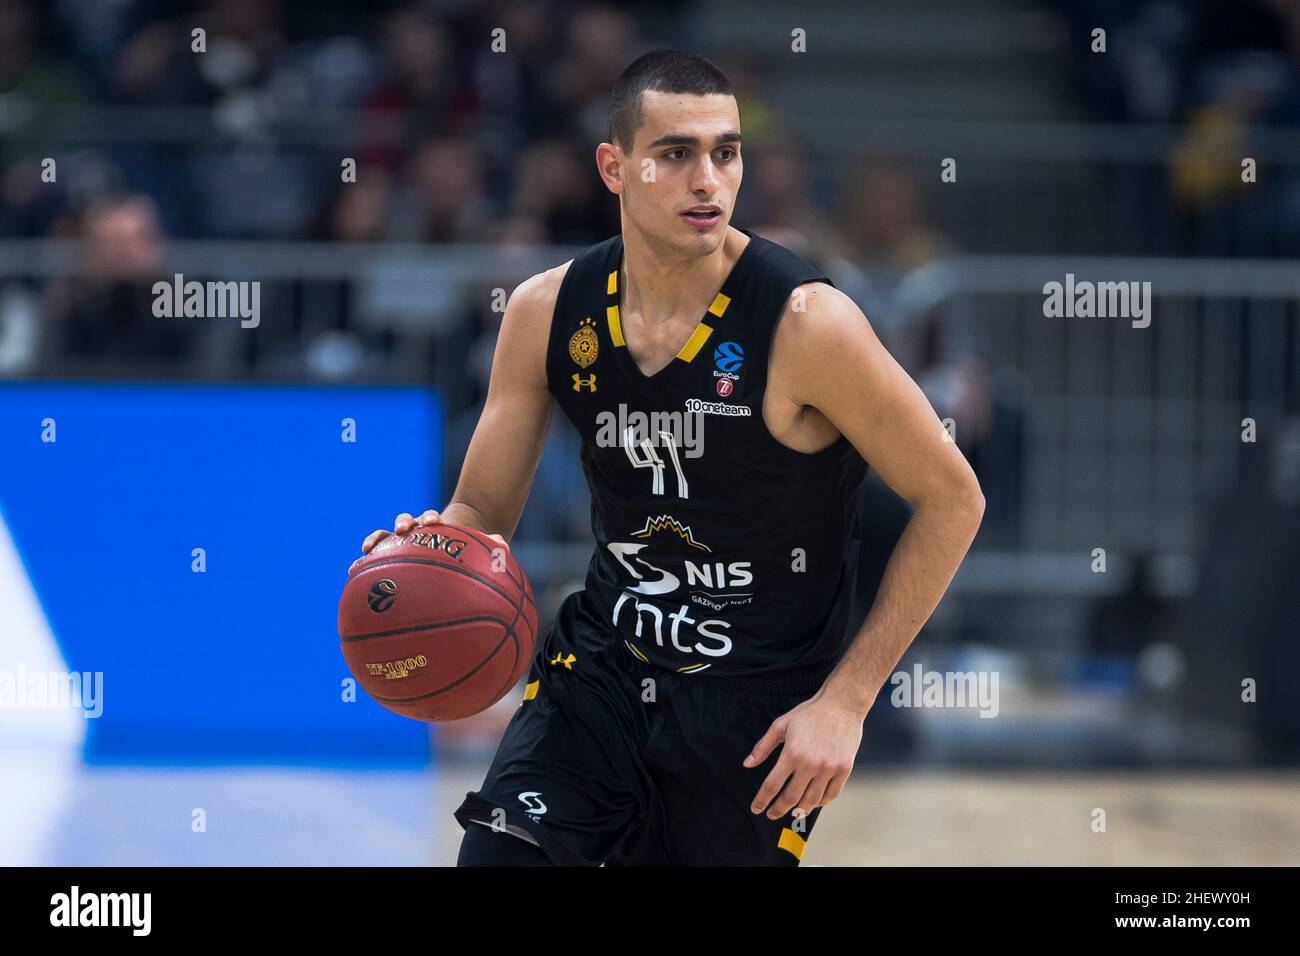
[0,382,441,765]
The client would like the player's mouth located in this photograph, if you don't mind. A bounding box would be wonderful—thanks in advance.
[681,206,721,228]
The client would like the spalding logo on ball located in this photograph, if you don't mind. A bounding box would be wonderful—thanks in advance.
[338,525,537,722]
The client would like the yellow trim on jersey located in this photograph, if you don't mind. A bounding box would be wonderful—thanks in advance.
[607,269,618,295]
[522,679,539,701]
[676,662,709,673]
[606,305,625,347]
[778,827,807,860]
[676,322,714,362]
[624,640,649,662]
[707,291,731,317]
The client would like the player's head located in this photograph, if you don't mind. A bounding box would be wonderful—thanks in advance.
[600,49,740,255]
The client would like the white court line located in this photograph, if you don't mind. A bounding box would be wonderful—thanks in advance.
[0,508,85,865]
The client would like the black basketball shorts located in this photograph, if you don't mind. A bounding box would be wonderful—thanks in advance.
[452,592,832,866]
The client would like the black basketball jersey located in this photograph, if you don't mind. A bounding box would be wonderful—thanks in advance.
[544,227,867,680]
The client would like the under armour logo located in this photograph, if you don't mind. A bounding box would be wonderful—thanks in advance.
[367,579,397,612]
[549,652,576,670]
[571,373,597,392]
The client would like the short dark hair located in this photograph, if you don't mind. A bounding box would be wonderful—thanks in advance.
[608,49,734,153]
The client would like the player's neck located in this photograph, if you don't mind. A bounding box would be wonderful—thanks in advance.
[620,224,747,322]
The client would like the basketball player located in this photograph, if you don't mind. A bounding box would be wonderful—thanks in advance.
[361,50,984,866]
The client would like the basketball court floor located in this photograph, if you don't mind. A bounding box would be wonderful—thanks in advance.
[5,745,1296,866]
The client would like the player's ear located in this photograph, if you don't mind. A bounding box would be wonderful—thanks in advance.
[596,142,624,195]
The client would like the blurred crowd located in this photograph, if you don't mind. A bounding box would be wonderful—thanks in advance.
[1059,0,1300,251]
[4,1,1294,384]
[3,2,1298,744]
[0,2,901,365]
[0,0,1009,542]
[1062,0,1300,128]
[0,0,1296,768]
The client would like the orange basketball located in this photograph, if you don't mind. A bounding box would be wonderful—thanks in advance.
[338,524,537,721]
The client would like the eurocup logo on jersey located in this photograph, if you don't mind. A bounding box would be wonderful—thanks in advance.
[607,515,755,664]
[713,340,743,399]
[714,340,744,375]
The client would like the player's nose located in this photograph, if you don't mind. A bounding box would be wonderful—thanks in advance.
[689,159,722,192]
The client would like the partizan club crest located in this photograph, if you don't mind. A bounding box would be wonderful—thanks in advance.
[569,317,599,368]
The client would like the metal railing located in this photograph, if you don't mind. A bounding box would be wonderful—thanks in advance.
[6,101,1300,256]
[1,241,1295,594]
[892,255,1299,557]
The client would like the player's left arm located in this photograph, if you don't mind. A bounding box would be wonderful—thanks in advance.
[747,282,985,822]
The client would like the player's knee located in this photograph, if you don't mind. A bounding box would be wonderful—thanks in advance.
[456,822,554,867]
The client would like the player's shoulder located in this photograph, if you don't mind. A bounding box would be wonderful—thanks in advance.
[509,259,573,318]
[768,277,877,400]
[510,226,619,312]
[743,231,859,326]
[774,280,857,325]
[508,229,624,333]
[494,261,574,388]
[777,279,868,345]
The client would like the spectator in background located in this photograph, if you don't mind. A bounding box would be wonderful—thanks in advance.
[507,137,618,243]
[0,0,85,104]
[326,169,393,244]
[549,4,639,147]
[1166,0,1297,252]
[744,136,857,267]
[43,194,195,367]
[1170,412,1300,760]
[464,0,571,188]
[388,136,493,242]
[839,160,1020,549]
[1168,0,1300,254]
[360,7,478,173]
[1087,553,1171,659]
[113,0,376,239]
[0,0,89,180]
[113,0,285,105]
[1058,0,1300,255]
[715,49,781,150]
[841,161,953,274]
[839,161,992,448]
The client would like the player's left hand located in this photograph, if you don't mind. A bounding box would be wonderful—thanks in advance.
[744,692,864,821]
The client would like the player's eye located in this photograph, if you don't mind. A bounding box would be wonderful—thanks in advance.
[664,148,687,161]
[716,147,737,161]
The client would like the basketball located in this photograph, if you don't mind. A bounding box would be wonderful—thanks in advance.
[338,524,537,721]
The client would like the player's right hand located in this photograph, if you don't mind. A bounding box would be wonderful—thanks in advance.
[361,509,443,554]
[360,510,509,555]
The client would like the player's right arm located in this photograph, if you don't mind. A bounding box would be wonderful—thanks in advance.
[361,263,568,554]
